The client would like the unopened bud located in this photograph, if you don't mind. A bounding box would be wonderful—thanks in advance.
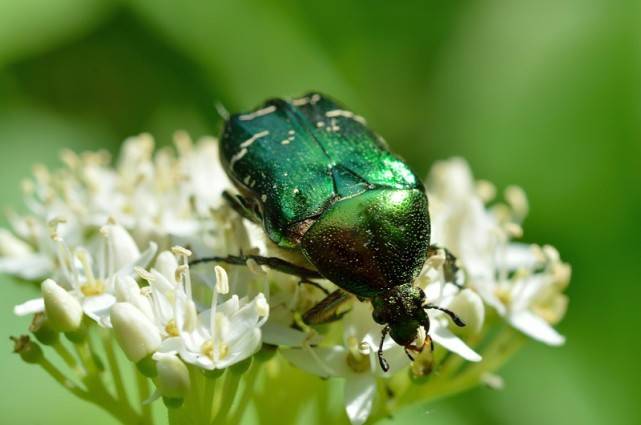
[101,223,140,270]
[447,289,485,336]
[41,279,83,333]
[155,251,178,284]
[110,303,161,363]
[153,353,190,400]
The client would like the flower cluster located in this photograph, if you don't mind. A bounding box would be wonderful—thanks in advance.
[4,135,569,425]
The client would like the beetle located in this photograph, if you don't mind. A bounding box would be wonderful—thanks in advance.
[192,93,464,371]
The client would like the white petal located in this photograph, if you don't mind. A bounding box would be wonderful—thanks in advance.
[509,310,565,346]
[344,373,376,425]
[83,294,117,327]
[158,337,183,354]
[215,328,262,369]
[0,255,52,280]
[500,243,542,270]
[14,298,45,316]
[431,323,482,362]
[261,321,308,347]
[281,346,349,378]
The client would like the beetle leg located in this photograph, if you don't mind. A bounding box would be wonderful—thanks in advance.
[223,191,262,224]
[427,245,464,289]
[378,326,391,372]
[424,304,466,327]
[191,253,323,281]
[303,289,353,325]
[298,278,330,295]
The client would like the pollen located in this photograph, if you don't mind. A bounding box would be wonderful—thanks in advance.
[165,319,179,337]
[80,280,105,296]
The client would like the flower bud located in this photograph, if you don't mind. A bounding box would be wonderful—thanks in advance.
[110,302,161,363]
[153,353,190,400]
[101,223,140,271]
[447,289,485,336]
[155,251,178,284]
[41,279,83,333]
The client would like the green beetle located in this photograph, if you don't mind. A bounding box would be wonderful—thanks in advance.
[195,93,464,371]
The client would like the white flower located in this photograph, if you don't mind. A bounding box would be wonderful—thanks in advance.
[14,221,157,326]
[427,158,569,345]
[154,254,269,370]
[282,302,407,425]
[0,229,51,280]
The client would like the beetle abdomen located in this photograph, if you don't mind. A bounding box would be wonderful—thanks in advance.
[300,188,430,297]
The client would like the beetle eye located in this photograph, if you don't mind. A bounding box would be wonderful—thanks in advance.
[418,289,426,303]
[372,308,387,324]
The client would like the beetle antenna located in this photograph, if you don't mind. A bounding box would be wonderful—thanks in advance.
[424,304,466,327]
[378,326,390,372]
[404,347,416,361]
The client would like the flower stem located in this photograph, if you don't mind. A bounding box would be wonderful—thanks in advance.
[135,370,154,425]
[101,332,130,406]
[211,367,243,424]
[52,340,82,374]
[227,363,261,425]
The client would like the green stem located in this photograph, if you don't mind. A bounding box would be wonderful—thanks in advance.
[39,356,88,399]
[101,333,130,405]
[203,375,219,424]
[74,339,141,424]
[211,368,243,424]
[52,340,82,374]
[136,370,154,425]
[187,366,207,424]
[228,364,260,425]
[41,352,139,424]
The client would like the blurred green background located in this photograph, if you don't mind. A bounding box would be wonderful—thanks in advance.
[1,1,640,424]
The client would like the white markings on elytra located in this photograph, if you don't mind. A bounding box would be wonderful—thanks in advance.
[238,105,276,121]
[261,194,267,202]
[240,130,270,148]
[292,94,321,106]
[281,140,291,145]
[229,130,270,170]
[325,109,366,125]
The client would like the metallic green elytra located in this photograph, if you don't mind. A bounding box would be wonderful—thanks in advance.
[219,93,463,370]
